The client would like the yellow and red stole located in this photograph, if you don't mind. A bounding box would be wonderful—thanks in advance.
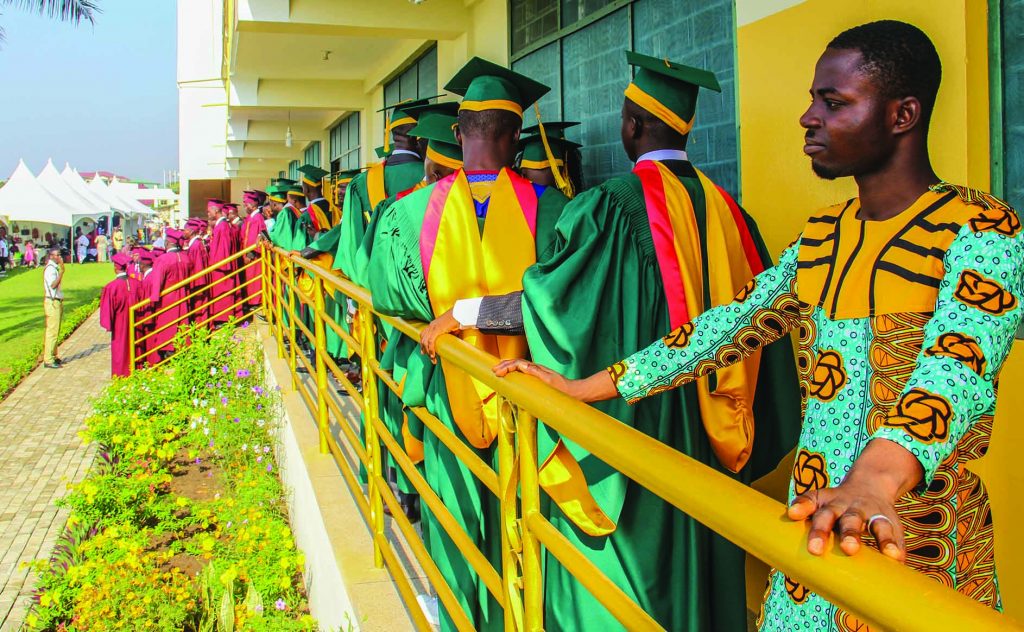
[366,162,387,209]
[420,168,538,448]
[635,159,765,472]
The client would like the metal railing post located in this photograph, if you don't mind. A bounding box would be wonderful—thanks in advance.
[260,246,269,322]
[360,304,385,568]
[497,397,524,632]
[273,251,285,358]
[518,410,543,632]
[128,305,137,375]
[313,275,330,454]
[286,259,298,388]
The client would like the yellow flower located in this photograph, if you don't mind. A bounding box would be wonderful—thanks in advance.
[40,593,51,607]
[278,576,290,589]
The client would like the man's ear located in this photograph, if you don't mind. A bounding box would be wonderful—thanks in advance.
[512,128,521,145]
[630,115,643,140]
[892,96,923,136]
[454,124,463,146]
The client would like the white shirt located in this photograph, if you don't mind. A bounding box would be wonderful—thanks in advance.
[76,235,89,250]
[390,149,421,159]
[188,236,201,249]
[43,261,63,299]
[635,149,689,164]
[451,150,692,327]
[153,237,165,249]
[0,238,8,257]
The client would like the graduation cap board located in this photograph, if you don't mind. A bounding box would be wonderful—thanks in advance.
[287,184,305,198]
[334,168,362,184]
[297,164,329,187]
[624,50,721,137]
[271,178,296,188]
[444,56,550,120]
[519,135,580,169]
[378,95,445,153]
[521,121,580,140]
[374,146,389,160]
[410,112,463,170]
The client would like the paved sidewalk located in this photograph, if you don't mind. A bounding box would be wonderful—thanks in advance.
[0,313,110,630]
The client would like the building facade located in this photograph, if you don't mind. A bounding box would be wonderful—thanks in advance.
[177,0,1024,616]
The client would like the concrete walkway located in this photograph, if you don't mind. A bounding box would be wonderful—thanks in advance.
[0,313,110,630]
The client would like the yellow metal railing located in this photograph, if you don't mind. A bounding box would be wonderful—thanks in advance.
[261,245,1022,632]
[128,243,262,371]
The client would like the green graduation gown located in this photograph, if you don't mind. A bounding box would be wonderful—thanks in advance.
[304,224,347,358]
[521,160,802,632]
[368,176,568,632]
[268,206,305,328]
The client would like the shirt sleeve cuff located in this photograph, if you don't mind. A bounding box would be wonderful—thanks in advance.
[453,297,482,328]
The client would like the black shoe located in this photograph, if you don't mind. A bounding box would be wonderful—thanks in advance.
[43,362,61,369]
[53,358,63,365]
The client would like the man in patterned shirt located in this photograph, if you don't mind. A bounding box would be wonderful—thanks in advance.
[497,20,1022,630]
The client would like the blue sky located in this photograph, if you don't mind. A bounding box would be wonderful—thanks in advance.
[0,0,177,184]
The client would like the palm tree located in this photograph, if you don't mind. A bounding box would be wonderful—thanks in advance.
[0,0,100,43]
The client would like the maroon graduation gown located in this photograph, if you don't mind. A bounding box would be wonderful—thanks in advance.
[150,249,192,353]
[100,274,143,377]
[209,218,238,324]
[187,237,211,326]
[242,211,267,307]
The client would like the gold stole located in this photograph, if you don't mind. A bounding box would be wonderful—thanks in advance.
[422,169,536,448]
[641,161,761,473]
[367,163,387,209]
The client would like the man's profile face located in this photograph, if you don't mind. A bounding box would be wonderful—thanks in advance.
[800,48,896,180]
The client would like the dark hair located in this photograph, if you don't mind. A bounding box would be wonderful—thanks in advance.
[457,109,521,141]
[828,20,942,122]
[48,247,61,257]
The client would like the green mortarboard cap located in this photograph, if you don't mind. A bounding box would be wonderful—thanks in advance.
[521,121,580,140]
[271,177,296,188]
[287,184,305,197]
[267,186,286,203]
[410,113,463,167]
[297,164,328,186]
[374,145,389,160]
[402,101,461,120]
[335,168,362,182]
[377,95,444,127]
[624,50,721,136]
[445,57,550,120]
[518,135,581,167]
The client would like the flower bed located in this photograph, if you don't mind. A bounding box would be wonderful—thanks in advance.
[26,325,317,631]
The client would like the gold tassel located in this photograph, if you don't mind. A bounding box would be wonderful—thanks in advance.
[533,104,575,199]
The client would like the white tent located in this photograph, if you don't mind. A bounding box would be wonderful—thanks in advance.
[61,163,116,214]
[37,159,110,219]
[85,171,134,216]
[90,174,155,218]
[0,160,76,226]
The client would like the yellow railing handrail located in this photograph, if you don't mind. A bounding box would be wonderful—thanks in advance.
[266,246,1018,632]
[131,242,259,314]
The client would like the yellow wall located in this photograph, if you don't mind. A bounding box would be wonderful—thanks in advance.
[738,0,1024,618]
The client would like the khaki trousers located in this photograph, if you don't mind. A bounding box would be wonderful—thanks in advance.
[43,298,63,363]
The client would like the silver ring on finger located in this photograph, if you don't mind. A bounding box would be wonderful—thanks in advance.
[866,514,892,531]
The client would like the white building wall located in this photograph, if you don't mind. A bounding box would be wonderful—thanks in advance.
[177,0,228,223]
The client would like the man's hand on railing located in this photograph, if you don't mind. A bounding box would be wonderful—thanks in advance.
[492,359,618,403]
[420,309,461,364]
[787,437,923,562]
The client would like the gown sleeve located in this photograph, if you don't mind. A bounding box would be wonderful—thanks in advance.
[100,283,113,331]
[366,195,433,323]
[334,175,370,279]
[612,242,802,403]
[870,215,1024,483]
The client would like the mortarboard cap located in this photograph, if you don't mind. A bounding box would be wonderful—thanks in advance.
[286,184,305,198]
[270,178,296,189]
[242,190,263,205]
[374,146,389,160]
[410,112,463,170]
[519,135,581,168]
[139,251,156,265]
[624,50,721,137]
[223,203,238,213]
[335,168,362,184]
[266,186,286,203]
[377,96,444,129]
[297,164,329,187]
[445,57,550,120]
[165,228,184,242]
[521,121,579,140]
[150,247,166,257]
[206,198,225,212]
[111,253,131,270]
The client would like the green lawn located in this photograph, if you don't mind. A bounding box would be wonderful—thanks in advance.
[0,263,113,395]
